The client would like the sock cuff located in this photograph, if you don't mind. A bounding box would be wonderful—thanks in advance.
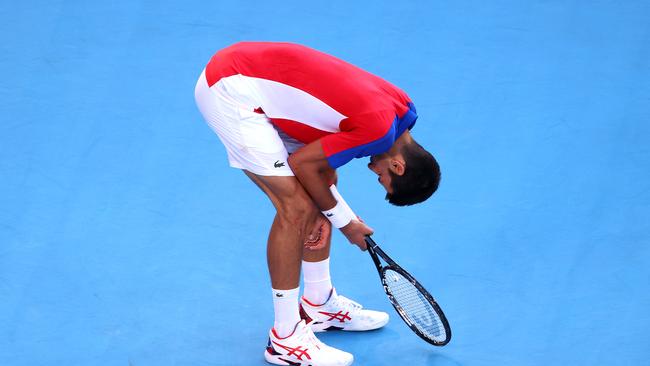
[302,257,330,268]
[302,258,331,283]
[303,277,332,284]
[272,287,300,298]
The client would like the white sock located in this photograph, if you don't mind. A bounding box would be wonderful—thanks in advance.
[272,287,301,338]
[302,258,333,306]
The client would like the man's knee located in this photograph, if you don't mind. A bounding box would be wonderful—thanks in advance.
[276,194,318,227]
[248,174,319,227]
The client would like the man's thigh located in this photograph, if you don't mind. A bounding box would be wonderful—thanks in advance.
[244,170,313,212]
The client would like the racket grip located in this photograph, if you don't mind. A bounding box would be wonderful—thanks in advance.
[364,235,377,249]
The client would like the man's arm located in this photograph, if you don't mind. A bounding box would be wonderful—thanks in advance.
[288,140,373,250]
[288,140,337,211]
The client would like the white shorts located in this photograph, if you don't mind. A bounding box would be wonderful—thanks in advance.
[194,69,304,176]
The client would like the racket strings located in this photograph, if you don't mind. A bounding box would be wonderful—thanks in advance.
[384,269,447,342]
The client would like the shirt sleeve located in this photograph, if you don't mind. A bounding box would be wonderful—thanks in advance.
[320,109,398,169]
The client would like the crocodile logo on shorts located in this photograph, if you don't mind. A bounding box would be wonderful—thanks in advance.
[274,160,285,168]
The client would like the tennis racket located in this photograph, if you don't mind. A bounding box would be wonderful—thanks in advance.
[365,235,451,346]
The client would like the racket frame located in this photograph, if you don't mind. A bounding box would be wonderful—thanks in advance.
[365,235,452,346]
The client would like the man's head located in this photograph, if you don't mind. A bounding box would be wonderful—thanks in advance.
[367,131,440,206]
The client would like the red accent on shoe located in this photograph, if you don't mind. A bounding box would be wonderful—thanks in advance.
[301,296,321,307]
[271,322,299,340]
[302,288,334,307]
[317,310,352,323]
[299,304,313,324]
[272,341,312,361]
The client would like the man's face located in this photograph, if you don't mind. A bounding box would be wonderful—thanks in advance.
[368,154,394,194]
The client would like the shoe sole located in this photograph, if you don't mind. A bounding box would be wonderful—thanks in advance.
[310,316,389,333]
[264,349,304,365]
[264,349,353,366]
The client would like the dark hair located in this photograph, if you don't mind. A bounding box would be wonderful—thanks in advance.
[385,142,440,206]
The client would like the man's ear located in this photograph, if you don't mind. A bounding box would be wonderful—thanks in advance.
[389,158,406,176]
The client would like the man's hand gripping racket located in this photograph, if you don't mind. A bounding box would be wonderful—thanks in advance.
[331,185,452,346]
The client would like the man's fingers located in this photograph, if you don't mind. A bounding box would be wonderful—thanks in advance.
[304,217,331,249]
[305,241,327,250]
[360,222,374,236]
[356,240,368,251]
[305,222,323,245]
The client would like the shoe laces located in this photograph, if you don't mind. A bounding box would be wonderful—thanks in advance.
[330,294,363,314]
[295,322,325,348]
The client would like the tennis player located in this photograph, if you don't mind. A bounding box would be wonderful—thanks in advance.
[194,42,440,366]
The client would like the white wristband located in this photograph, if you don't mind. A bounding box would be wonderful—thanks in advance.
[322,185,356,228]
[329,185,357,219]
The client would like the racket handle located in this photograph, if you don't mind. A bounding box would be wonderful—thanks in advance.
[365,235,378,249]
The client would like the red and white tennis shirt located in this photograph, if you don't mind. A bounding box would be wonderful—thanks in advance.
[205,42,418,169]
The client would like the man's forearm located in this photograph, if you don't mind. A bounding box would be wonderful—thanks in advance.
[292,163,337,210]
[288,143,337,211]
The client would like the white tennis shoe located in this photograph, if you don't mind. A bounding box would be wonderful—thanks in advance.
[264,319,353,366]
[300,288,389,332]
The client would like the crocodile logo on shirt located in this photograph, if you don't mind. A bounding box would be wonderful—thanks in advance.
[274,160,285,168]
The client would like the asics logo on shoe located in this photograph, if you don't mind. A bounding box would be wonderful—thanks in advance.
[318,311,352,323]
[274,160,285,168]
[272,341,312,361]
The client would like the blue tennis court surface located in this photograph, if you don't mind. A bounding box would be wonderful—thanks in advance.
[1,1,649,365]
